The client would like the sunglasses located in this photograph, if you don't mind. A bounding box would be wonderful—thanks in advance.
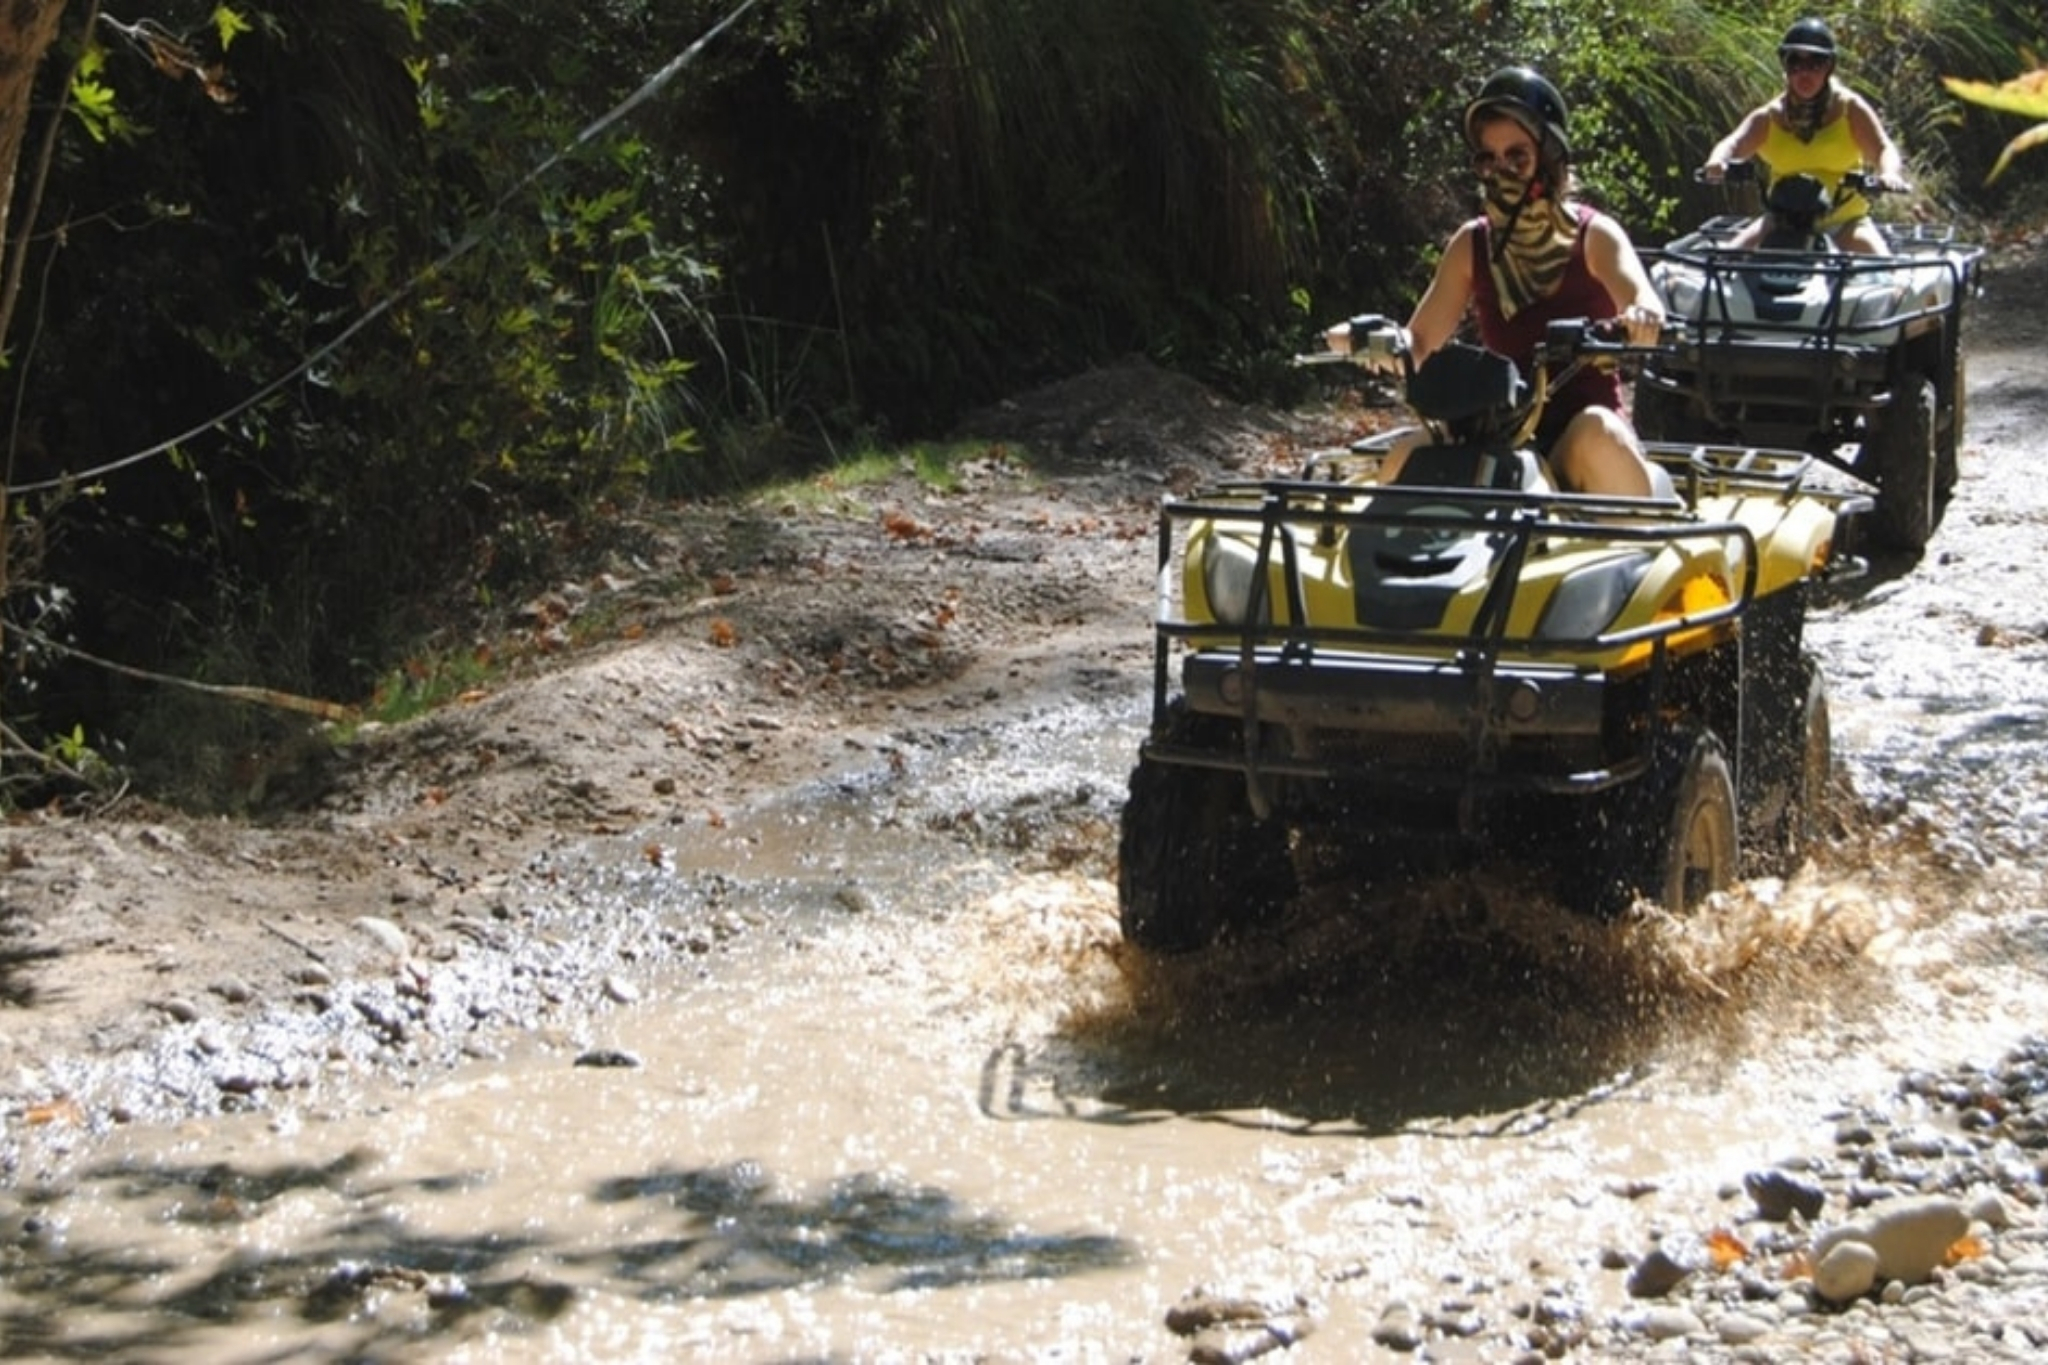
[1782,52,1832,72]
[1471,146,1539,176]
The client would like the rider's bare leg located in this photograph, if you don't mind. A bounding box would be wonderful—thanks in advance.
[1549,408,1654,497]
[1832,218,1890,254]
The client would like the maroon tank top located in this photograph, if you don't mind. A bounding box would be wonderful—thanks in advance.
[1467,204,1626,444]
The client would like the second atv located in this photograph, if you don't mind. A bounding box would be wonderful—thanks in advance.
[1636,163,1983,554]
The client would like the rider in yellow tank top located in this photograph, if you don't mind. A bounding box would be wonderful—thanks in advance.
[1701,18,1909,254]
[1757,114,1869,231]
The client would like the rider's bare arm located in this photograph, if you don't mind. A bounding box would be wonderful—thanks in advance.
[1704,107,1772,181]
[1845,92,1908,189]
[1583,216,1666,344]
[1402,222,1479,364]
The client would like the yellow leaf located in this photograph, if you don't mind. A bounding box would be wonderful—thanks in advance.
[1943,71,2048,120]
[1987,122,2048,185]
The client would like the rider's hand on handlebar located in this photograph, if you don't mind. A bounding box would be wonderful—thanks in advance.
[1701,158,1730,185]
[1616,304,1663,348]
[1324,318,1410,374]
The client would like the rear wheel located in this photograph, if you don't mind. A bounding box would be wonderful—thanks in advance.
[1865,376,1938,554]
[1573,728,1738,918]
[1117,706,1295,954]
[1937,354,1967,504]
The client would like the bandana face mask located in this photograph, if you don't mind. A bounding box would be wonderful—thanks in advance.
[1480,166,1540,216]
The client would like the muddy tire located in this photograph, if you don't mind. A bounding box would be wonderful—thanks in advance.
[1573,728,1738,918]
[1866,376,1939,554]
[1117,708,1295,954]
[1749,657,1833,878]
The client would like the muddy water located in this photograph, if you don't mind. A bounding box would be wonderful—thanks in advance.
[4,692,2044,1361]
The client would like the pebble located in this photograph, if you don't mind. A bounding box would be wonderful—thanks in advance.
[1348,1033,2048,1361]
[352,916,411,960]
[1744,1167,1827,1222]
[1817,1195,1971,1285]
[1814,1238,1881,1302]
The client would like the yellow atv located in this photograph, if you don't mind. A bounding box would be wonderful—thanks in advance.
[1117,316,1870,953]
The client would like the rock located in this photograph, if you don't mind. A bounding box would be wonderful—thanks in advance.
[1370,1300,1422,1351]
[1626,1244,1700,1299]
[1814,1195,1968,1286]
[1625,1305,1704,1341]
[1745,1167,1827,1221]
[353,916,411,960]
[1966,1189,2013,1230]
[1715,1310,1775,1344]
[1166,1286,1316,1362]
[208,977,257,1005]
[1812,1238,1880,1302]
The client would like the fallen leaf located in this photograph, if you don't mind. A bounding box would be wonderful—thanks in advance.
[24,1097,85,1127]
[1707,1227,1748,1269]
[883,510,928,541]
[708,619,738,648]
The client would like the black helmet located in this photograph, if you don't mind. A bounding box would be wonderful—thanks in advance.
[1778,17,1837,59]
[1464,66,1571,164]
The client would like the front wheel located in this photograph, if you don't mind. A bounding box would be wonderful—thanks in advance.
[1937,353,1967,504]
[1572,728,1738,918]
[1117,710,1296,954]
[1865,376,1938,554]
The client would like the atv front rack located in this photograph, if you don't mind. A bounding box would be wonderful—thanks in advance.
[1142,444,1865,814]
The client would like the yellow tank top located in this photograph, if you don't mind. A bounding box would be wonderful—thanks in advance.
[1757,107,1869,229]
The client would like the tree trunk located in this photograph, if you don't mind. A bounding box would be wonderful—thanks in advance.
[0,1,70,775]
[0,1,70,261]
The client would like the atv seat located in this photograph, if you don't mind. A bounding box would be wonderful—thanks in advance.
[1757,173,1834,254]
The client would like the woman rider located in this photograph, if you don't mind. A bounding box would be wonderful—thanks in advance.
[1702,17,1909,254]
[1327,66,1665,497]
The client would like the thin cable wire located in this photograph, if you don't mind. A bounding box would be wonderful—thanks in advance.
[12,0,760,496]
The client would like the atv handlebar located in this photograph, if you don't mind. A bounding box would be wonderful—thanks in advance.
[1298,314,1680,393]
[1698,159,1906,196]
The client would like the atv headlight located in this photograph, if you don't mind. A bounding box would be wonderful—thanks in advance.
[1535,553,1653,641]
[1848,283,1907,330]
[1200,535,1270,626]
[1660,272,1704,319]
